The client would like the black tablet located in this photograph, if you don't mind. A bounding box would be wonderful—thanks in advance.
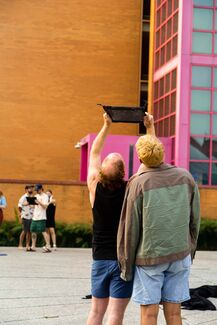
[98,104,147,123]
[26,197,38,205]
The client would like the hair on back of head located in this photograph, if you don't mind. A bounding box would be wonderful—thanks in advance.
[99,158,125,190]
[136,135,164,167]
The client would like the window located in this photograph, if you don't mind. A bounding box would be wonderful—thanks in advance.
[190,137,210,159]
[155,1,179,70]
[192,66,211,87]
[190,162,209,185]
[213,139,217,159]
[215,34,217,54]
[214,92,217,111]
[212,115,217,135]
[214,68,217,87]
[192,3,217,55]
[191,90,211,111]
[212,163,217,185]
[153,69,177,138]
[191,114,210,134]
[194,0,213,5]
[215,10,217,30]
[190,66,217,186]
[192,32,212,54]
[193,9,213,30]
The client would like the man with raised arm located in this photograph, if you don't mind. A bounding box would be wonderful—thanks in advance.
[86,112,155,325]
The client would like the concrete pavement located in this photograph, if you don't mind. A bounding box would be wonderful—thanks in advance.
[0,247,216,325]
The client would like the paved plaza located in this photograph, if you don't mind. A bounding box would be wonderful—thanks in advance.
[0,247,216,325]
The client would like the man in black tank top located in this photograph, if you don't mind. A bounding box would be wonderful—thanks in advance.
[86,112,155,325]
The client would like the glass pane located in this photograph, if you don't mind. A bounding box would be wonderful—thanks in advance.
[212,115,217,135]
[216,11,217,31]
[170,115,176,135]
[214,92,217,112]
[191,114,210,134]
[212,163,217,185]
[190,162,209,185]
[190,137,210,159]
[192,66,211,87]
[191,90,211,111]
[214,68,217,88]
[168,0,172,17]
[193,9,213,30]
[172,69,177,89]
[192,32,212,54]
[194,0,213,5]
[212,139,217,159]
[173,13,178,34]
[215,34,217,54]
[171,92,176,112]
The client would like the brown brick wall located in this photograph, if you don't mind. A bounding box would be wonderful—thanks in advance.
[0,0,142,182]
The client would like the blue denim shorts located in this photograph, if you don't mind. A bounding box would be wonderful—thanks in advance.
[133,254,191,305]
[91,260,133,299]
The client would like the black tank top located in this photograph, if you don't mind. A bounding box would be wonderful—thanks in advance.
[92,181,127,260]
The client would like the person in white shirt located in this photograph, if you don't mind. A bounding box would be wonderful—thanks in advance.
[18,185,35,251]
[30,184,51,253]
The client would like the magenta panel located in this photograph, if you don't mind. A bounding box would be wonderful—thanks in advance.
[79,134,172,181]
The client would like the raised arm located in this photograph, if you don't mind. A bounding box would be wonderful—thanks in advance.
[144,112,155,136]
[87,113,112,206]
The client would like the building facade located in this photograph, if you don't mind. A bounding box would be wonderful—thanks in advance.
[149,0,217,218]
[0,0,142,222]
[1,0,217,222]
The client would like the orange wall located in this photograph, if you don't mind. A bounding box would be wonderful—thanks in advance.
[199,188,217,220]
[0,0,142,182]
[1,183,217,224]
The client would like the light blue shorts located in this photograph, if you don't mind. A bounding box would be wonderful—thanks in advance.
[133,254,191,305]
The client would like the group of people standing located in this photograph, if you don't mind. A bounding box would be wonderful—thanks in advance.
[86,112,200,325]
[17,184,57,252]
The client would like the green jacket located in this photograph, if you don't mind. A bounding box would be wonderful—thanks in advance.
[117,163,200,281]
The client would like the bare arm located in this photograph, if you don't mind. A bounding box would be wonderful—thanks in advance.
[87,113,112,207]
[144,112,155,136]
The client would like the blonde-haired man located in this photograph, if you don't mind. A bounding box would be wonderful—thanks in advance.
[136,134,164,167]
[118,135,200,325]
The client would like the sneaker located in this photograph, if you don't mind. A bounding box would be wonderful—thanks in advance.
[53,245,57,251]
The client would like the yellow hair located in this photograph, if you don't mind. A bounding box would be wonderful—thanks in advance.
[136,135,164,167]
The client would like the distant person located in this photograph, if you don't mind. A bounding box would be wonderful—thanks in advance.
[30,184,51,253]
[0,191,7,226]
[18,185,35,251]
[117,134,201,325]
[46,189,57,250]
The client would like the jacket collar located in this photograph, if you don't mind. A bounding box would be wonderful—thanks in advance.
[137,162,176,175]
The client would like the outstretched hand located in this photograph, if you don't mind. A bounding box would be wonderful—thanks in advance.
[144,112,154,129]
[103,113,112,127]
